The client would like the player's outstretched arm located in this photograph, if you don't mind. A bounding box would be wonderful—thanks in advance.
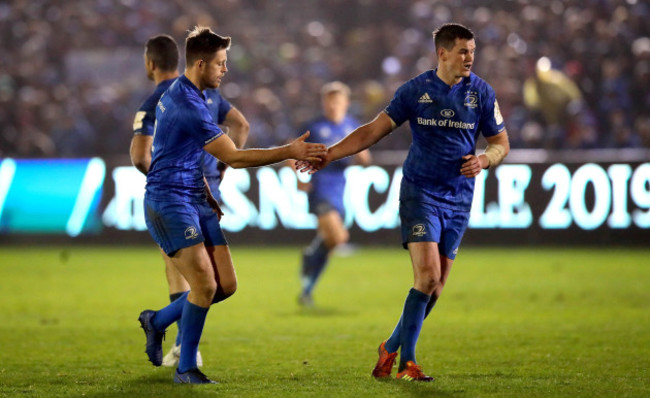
[296,111,393,174]
[460,129,510,178]
[204,131,327,169]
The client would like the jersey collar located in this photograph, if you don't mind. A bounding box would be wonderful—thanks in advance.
[179,75,206,100]
[156,77,176,90]
[431,68,470,90]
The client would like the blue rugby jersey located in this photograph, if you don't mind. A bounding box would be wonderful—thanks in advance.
[132,78,176,137]
[303,115,359,197]
[202,88,232,184]
[385,69,506,212]
[146,75,224,203]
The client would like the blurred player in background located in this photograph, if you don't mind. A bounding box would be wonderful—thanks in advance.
[137,26,326,384]
[291,81,370,306]
[297,23,509,381]
[523,56,584,149]
[129,34,249,370]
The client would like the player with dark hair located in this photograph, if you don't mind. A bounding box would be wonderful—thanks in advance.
[297,23,509,381]
[294,81,370,306]
[131,34,179,176]
[137,26,326,384]
[130,34,250,369]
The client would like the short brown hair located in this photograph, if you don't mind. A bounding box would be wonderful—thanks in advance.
[185,26,231,66]
[433,23,474,51]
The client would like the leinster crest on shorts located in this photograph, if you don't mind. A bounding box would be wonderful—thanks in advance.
[412,224,426,237]
[184,226,199,240]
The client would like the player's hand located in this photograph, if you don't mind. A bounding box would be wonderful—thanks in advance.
[460,154,487,178]
[289,131,327,162]
[295,149,332,174]
[206,190,224,220]
[295,159,315,173]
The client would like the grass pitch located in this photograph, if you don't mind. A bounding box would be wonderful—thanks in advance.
[0,245,648,397]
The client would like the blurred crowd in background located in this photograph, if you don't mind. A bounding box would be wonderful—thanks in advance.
[1,0,649,160]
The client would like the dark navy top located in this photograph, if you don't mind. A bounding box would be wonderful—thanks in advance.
[132,78,176,137]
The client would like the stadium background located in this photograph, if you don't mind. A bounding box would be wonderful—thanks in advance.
[0,0,649,246]
[1,2,649,397]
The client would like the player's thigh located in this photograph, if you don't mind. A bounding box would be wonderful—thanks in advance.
[439,255,454,288]
[169,242,216,289]
[317,210,348,246]
[407,241,443,281]
[205,244,237,291]
[197,202,234,287]
[160,247,190,293]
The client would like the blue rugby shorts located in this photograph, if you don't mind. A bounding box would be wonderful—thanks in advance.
[399,200,470,260]
[309,191,345,218]
[144,199,227,257]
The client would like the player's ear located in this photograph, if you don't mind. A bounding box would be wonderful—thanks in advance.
[437,47,446,60]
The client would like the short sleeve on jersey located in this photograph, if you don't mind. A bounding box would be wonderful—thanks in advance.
[384,83,412,127]
[133,106,156,137]
[479,86,506,138]
[133,111,148,135]
[190,101,224,146]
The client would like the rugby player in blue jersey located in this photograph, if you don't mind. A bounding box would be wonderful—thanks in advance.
[137,26,326,384]
[293,81,370,306]
[297,23,510,381]
[130,34,249,369]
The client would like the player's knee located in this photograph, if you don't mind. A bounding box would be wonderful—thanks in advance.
[211,280,237,304]
[196,279,218,302]
[324,230,348,248]
[336,230,349,246]
[222,279,237,297]
[417,274,441,294]
[322,236,337,250]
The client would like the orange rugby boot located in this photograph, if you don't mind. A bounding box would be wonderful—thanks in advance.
[396,361,434,382]
[371,341,398,378]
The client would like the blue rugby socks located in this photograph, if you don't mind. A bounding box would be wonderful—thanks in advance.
[384,315,403,353]
[398,288,430,368]
[177,301,209,373]
[424,294,439,319]
[151,291,189,332]
[384,291,439,354]
[301,236,330,295]
[169,291,187,346]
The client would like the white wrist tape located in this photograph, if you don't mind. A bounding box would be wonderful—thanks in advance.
[483,143,506,168]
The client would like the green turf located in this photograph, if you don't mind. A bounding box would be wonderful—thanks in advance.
[0,245,648,397]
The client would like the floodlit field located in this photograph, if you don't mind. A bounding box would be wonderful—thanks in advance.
[0,245,648,397]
